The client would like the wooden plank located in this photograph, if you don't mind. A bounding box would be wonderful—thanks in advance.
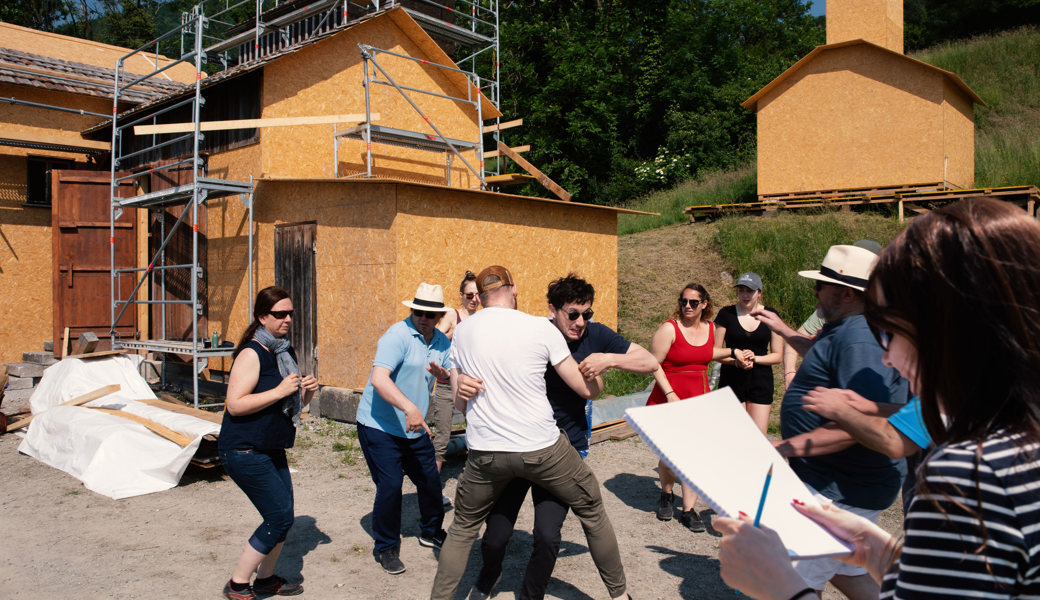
[64,349,128,360]
[609,422,638,441]
[590,418,632,445]
[482,118,523,133]
[484,145,530,158]
[133,113,381,135]
[136,397,224,425]
[86,407,194,447]
[61,327,70,359]
[3,383,120,433]
[496,141,572,202]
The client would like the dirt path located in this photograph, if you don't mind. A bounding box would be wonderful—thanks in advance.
[0,416,901,600]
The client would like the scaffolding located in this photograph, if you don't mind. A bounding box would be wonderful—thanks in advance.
[108,0,501,404]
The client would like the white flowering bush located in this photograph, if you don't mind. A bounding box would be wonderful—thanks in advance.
[633,149,693,188]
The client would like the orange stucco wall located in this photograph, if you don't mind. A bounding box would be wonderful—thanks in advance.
[210,179,619,389]
[754,45,975,195]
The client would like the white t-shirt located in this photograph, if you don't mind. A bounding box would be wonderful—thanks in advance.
[450,307,572,452]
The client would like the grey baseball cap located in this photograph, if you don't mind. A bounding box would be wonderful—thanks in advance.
[734,272,763,291]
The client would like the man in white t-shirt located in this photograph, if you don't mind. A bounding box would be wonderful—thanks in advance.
[429,265,630,600]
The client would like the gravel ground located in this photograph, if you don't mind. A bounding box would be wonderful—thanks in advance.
[0,415,902,599]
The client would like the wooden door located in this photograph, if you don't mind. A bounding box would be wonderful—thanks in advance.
[274,222,317,377]
[51,170,136,356]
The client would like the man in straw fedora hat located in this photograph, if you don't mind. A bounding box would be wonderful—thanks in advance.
[766,245,909,600]
[430,266,633,600]
[356,282,452,575]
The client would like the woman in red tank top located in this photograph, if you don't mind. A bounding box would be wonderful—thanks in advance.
[646,283,733,532]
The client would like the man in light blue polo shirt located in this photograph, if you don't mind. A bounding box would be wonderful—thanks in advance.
[356,282,452,576]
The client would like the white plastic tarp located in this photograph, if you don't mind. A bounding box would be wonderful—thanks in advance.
[18,355,222,499]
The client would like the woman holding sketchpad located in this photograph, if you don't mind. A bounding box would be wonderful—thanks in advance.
[716,198,1040,599]
[646,283,734,532]
[218,286,318,600]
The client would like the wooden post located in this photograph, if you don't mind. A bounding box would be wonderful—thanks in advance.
[898,199,904,222]
[496,142,572,202]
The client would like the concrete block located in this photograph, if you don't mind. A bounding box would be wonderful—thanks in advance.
[2,386,34,405]
[22,351,58,366]
[317,386,361,423]
[3,362,46,378]
[139,359,161,384]
[43,340,54,352]
[5,376,33,390]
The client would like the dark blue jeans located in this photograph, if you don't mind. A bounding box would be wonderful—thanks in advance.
[357,423,444,553]
[220,447,294,555]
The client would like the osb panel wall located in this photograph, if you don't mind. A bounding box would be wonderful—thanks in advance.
[209,179,618,389]
[942,79,976,189]
[0,84,111,148]
[826,0,904,54]
[259,17,482,188]
[0,157,54,362]
[756,46,965,195]
[394,183,619,328]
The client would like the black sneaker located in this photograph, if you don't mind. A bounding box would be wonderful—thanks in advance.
[378,547,406,574]
[252,574,303,596]
[679,509,706,532]
[655,492,674,521]
[468,571,502,600]
[222,580,257,600]
[442,494,454,510]
[419,529,447,549]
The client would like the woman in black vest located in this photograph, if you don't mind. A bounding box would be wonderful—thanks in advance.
[219,286,318,600]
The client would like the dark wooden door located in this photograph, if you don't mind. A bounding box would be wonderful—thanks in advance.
[274,222,317,377]
[51,170,136,356]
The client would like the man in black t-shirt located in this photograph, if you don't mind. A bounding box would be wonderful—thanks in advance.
[463,274,657,600]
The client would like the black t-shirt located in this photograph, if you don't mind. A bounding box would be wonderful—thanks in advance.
[544,320,631,452]
[714,305,779,404]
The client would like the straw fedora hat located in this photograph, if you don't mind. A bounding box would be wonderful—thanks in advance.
[401,282,450,312]
[798,245,878,292]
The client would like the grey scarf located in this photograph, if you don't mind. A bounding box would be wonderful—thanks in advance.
[253,327,302,427]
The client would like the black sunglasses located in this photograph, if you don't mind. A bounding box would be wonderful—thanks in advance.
[268,310,294,319]
[463,292,478,299]
[564,309,594,321]
[678,298,701,308]
[412,310,441,319]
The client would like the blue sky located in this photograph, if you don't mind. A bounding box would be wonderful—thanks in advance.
[808,1,826,17]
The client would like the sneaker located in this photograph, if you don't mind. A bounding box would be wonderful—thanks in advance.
[252,574,304,596]
[442,494,454,509]
[222,580,257,600]
[679,509,706,532]
[467,572,502,600]
[655,492,674,521]
[378,547,406,574]
[419,529,447,549]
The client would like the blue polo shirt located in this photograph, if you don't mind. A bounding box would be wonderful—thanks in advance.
[356,317,451,439]
[889,396,931,449]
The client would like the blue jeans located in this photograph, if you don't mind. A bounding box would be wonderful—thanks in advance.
[220,447,294,555]
[357,423,444,553]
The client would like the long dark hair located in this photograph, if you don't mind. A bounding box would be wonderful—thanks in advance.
[235,286,291,354]
[671,283,713,321]
[866,198,1040,448]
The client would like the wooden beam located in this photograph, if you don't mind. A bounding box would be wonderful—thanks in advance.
[496,141,572,202]
[0,131,109,151]
[87,407,194,447]
[61,327,70,359]
[484,144,530,158]
[64,349,128,360]
[133,113,381,135]
[482,118,523,133]
[3,384,120,433]
[136,397,223,425]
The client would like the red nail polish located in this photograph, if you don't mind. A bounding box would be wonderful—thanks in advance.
[738,511,748,517]
[793,499,805,506]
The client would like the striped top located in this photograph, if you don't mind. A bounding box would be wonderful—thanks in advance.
[881,431,1040,598]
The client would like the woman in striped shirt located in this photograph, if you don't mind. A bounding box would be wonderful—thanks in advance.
[714,197,1040,600]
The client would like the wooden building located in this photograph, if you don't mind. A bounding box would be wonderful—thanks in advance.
[1,8,641,393]
[742,0,983,197]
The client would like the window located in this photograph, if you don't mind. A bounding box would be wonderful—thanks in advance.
[26,156,74,207]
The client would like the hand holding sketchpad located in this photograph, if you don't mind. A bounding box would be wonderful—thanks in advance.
[624,387,853,559]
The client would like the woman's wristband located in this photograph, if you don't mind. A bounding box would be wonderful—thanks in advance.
[787,587,816,600]
[665,390,677,397]
[730,347,736,359]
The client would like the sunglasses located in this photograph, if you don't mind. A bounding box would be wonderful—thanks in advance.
[564,309,594,321]
[412,310,441,319]
[678,298,701,308]
[463,292,478,300]
[268,310,294,319]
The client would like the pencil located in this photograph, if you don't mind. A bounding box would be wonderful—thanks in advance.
[753,464,773,527]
